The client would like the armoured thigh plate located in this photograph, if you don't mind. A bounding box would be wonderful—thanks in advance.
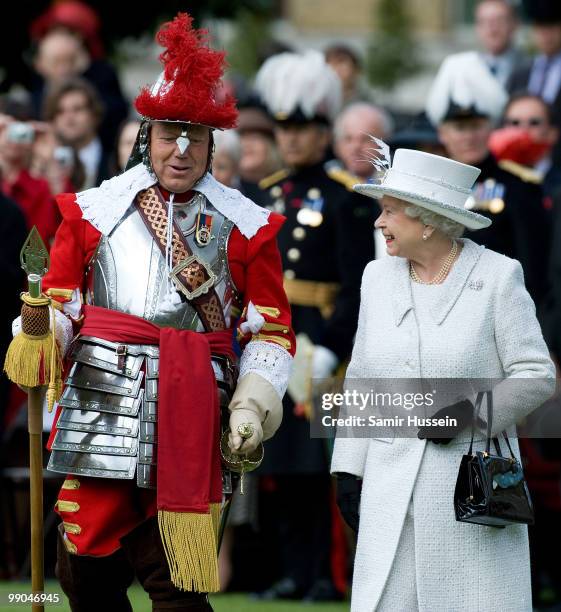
[48,195,239,489]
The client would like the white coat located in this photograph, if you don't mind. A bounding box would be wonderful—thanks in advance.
[331,239,555,612]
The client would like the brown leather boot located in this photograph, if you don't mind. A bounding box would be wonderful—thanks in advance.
[120,517,213,611]
[55,524,134,612]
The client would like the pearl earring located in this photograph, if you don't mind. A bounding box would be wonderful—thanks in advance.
[422,233,428,241]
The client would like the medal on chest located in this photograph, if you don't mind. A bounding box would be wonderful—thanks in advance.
[195,210,214,246]
[465,179,505,214]
[296,188,324,227]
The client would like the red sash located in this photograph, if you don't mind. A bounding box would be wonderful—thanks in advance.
[53,304,234,591]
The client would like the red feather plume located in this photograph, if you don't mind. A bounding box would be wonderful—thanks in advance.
[134,13,238,129]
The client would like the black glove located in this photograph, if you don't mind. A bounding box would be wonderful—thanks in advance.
[335,473,362,532]
[417,399,475,445]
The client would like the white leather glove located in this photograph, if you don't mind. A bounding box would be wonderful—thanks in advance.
[228,408,263,455]
[312,345,338,379]
[228,372,284,454]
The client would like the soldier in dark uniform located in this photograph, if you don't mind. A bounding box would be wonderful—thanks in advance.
[426,51,550,307]
[252,51,375,601]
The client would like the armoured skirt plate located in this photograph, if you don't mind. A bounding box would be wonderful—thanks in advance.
[48,335,236,489]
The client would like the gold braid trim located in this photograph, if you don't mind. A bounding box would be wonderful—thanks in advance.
[252,334,292,350]
[62,479,80,490]
[56,500,80,512]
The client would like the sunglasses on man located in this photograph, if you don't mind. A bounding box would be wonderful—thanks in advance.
[504,117,546,127]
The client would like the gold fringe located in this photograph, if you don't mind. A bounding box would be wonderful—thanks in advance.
[4,298,64,406]
[46,300,62,412]
[4,332,53,388]
[158,509,220,593]
[210,502,221,545]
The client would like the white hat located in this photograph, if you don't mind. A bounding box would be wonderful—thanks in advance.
[425,52,508,126]
[254,50,342,124]
[354,148,491,230]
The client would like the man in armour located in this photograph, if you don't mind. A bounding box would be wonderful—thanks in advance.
[24,13,295,611]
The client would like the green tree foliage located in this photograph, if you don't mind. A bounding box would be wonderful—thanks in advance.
[227,9,273,79]
[366,0,422,90]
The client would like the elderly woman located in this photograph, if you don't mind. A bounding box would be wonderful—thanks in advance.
[331,147,555,612]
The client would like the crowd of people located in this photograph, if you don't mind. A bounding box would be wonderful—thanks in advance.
[1,0,561,609]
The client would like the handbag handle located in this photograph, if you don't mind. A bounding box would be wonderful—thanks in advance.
[468,390,515,460]
[468,391,486,456]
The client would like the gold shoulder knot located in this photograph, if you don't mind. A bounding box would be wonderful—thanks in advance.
[326,166,361,191]
[498,159,543,185]
[258,168,290,190]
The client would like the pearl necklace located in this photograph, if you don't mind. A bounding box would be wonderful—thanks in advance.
[410,240,458,285]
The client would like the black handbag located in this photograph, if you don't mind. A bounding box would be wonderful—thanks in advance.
[454,390,534,528]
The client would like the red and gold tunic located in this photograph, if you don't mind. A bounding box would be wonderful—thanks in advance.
[44,177,295,558]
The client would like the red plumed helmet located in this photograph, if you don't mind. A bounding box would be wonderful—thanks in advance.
[134,13,238,129]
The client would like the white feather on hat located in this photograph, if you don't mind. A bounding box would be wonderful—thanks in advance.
[425,51,508,126]
[255,50,342,123]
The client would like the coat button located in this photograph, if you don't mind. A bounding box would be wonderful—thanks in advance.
[284,269,296,280]
[292,227,306,241]
[287,248,301,262]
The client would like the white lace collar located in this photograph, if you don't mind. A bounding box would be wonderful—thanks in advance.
[75,163,270,238]
[193,173,270,238]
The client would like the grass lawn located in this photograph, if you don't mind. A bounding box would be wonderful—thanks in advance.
[0,581,349,611]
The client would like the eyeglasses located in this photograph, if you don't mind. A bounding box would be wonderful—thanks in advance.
[504,117,546,127]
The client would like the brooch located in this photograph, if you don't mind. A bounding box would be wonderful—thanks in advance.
[468,280,484,291]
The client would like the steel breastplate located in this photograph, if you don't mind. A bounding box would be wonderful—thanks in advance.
[86,193,237,331]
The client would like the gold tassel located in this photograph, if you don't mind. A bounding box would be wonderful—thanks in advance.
[158,509,220,593]
[4,332,54,388]
[46,301,62,412]
[4,294,63,406]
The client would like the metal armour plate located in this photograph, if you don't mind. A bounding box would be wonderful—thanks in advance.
[139,421,156,443]
[141,398,157,422]
[139,442,156,464]
[51,429,139,456]
[65,362,144,397]
[56,408,140,437]
[137,463,156,488]
[48,450,136,479]
[146,357,159,378]
[69,340,145,379]
[58,387,143,417]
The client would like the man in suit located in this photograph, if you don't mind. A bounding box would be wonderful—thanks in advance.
[475,0,524,88]
[508,0,561,165]
[501,92,561,198]
[332,101,393,259]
